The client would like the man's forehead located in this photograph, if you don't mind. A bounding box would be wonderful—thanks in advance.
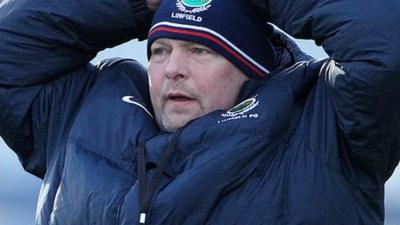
[152,38,206,48]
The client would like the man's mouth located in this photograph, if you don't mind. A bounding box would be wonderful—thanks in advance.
[164,92,199,114]
[167,93,195,102]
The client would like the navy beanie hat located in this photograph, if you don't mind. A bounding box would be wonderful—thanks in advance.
[147,0,277,79]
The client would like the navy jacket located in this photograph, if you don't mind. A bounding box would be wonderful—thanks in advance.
[0,0,399,224]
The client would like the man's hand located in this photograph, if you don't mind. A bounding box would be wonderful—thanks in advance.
[147,0,161,12]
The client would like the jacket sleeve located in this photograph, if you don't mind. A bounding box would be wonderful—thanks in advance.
[0,0,152,178]
[265,0,400,187]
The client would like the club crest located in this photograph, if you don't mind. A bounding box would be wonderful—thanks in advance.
[218,97,260,124]
[225,97,259,117]
[176,0,212,14]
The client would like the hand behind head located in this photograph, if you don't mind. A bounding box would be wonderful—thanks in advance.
[147,0,162,12]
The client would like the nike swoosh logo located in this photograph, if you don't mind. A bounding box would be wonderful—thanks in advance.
[122,96,153,119]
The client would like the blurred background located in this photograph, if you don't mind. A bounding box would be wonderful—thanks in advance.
[0,38,399,225]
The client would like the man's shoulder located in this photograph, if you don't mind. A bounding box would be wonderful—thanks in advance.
[94,57,150,98]
[96,57,148,78]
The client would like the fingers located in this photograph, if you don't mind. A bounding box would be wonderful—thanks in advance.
[147,0,162,12]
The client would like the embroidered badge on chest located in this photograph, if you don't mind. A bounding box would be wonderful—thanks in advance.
[218,97,260,124]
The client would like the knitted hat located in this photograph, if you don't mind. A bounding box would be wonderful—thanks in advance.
[147,0,277,79]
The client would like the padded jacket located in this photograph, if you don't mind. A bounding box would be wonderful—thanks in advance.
[0,0,399,224]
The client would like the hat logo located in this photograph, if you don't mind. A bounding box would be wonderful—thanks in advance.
[176,0,212,14]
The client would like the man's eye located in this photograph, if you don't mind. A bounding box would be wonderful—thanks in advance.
[152,47,167,56]
[190,47,208,55]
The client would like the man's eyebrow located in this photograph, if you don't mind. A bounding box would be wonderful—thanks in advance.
[182,42,215,53]
[180,41,202,47]
[152,40,169,46]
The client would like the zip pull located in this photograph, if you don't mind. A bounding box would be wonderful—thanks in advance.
[139,212,147,224]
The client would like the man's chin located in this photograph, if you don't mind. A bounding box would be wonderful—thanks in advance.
[160,121,187,133]
[160,114,201,132]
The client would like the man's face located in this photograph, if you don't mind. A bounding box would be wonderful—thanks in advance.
[148,38,248,132]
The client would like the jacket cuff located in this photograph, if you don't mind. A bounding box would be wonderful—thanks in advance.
[130,0,154,41]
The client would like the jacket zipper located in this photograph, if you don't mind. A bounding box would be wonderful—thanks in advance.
[137,130,182,225]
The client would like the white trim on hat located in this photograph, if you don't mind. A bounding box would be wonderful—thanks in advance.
[150,21,271,75]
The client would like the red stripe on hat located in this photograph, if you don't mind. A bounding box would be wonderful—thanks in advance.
[149,27,267,79]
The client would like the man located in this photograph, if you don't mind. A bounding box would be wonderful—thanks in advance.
[0,0,399,225]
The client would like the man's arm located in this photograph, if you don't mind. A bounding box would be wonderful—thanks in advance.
[0,0,157,177]
[0,0,154,86]
[252,0,400,187]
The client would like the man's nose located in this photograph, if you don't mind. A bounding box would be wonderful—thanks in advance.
[165,50,187,80]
